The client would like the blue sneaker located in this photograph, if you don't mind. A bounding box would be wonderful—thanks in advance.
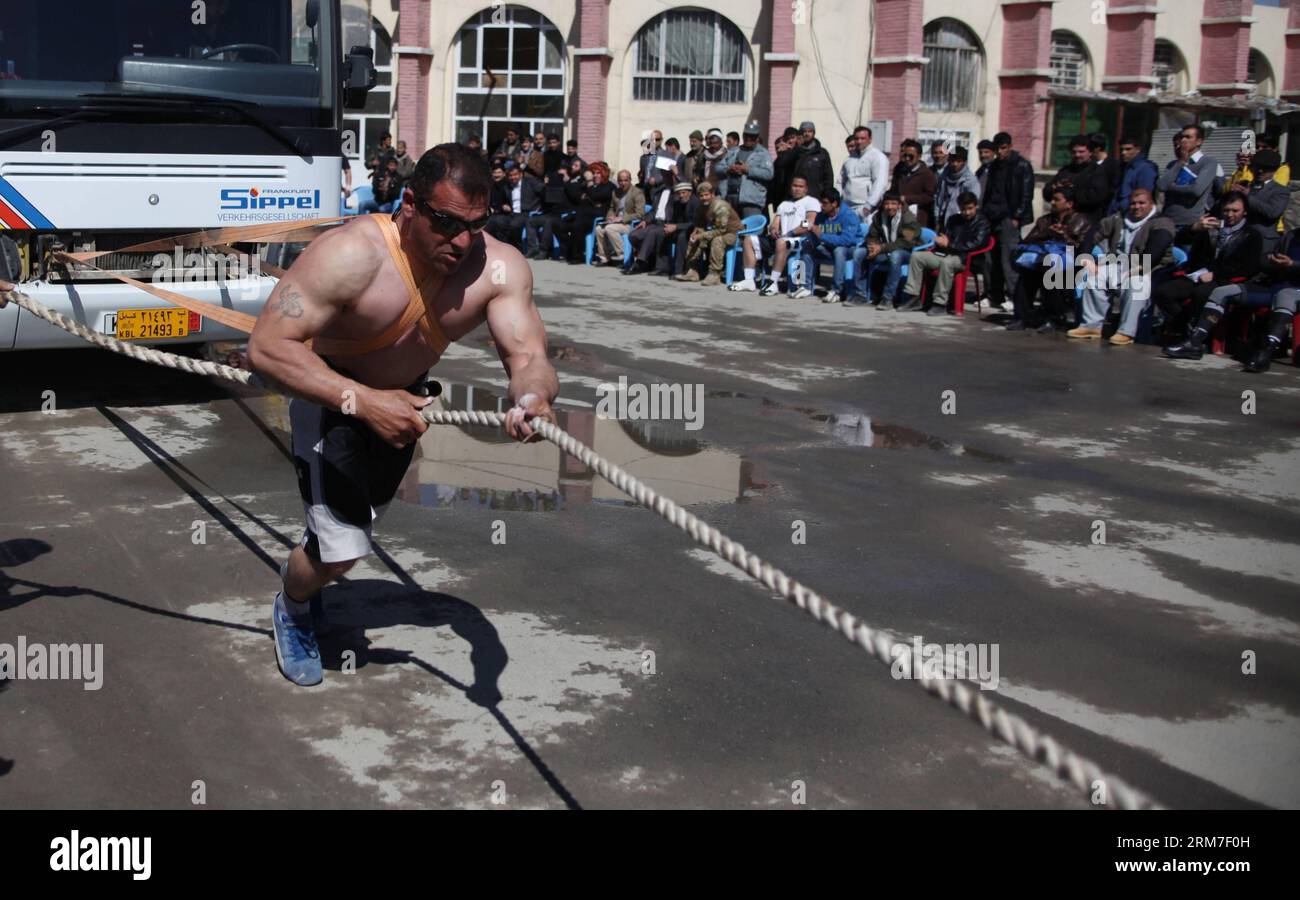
[272,591,322,686]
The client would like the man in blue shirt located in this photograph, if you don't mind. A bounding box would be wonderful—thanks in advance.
[1107,136,1159,217]
[797,187,864,302]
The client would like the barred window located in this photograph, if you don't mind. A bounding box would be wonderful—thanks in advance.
[921,19,983,112]
[1153,40,1186,94]
[1049,31,1089,90]
[633,10,748,103]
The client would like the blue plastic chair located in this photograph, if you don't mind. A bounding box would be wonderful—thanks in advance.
[725,214,769,285]
[585,217,606,265]
[346,184,373,216]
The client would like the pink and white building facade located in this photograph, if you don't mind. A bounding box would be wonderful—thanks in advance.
[358,0,1298,176]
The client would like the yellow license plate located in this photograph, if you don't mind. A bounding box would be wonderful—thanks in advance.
[115,308,190,341]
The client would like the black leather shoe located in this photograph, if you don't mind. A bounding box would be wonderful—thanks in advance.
[1036,320,1057,334]
[1244,345,1274,373]
[897,295,923,312]
[1162,341,1204,360]
[1005,319,1027,331]
[926,305,948,317]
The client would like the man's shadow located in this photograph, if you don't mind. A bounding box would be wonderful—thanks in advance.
[317,578,505,709]
[3,408,583,808]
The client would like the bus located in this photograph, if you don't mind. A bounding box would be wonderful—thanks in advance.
[0,0,374,350]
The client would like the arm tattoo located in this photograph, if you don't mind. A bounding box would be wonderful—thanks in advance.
[273,283,304,319]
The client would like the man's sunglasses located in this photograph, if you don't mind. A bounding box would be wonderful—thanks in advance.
[411,194,491,238]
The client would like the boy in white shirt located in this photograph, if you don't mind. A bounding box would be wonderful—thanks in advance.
[729,176,821,294]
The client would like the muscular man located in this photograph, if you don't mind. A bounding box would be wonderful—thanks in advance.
[247,144,560,687]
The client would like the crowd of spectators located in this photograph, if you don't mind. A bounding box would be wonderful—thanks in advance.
[443,119,1299,373]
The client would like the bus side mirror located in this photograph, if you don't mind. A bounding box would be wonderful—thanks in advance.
[342,45,376,110]
[305,0,320,28]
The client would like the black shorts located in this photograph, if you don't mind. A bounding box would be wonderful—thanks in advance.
[290,375,435,563]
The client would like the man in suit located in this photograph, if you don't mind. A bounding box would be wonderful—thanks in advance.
[627,182,698,277]
[1224,149,1290,255]
[487,163,544,254]
[1159,194,1263,357]
[1157,125,1222,236]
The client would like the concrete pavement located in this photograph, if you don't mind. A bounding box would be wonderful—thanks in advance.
[1,259,1297,809]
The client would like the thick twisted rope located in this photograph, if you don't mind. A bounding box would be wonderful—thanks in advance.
[2,285,1161,809]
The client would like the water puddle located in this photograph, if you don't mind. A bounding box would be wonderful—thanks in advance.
[706,390,1013,462]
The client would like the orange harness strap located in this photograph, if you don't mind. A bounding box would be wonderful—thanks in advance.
[311,214,450,357]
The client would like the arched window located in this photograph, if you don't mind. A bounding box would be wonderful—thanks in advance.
[1247,49,1274,97]
[453,6,566,148]
[1153,39,1187,95]
[633,10,748,103]
[1049,31,1090,90]
[922,19,983,112]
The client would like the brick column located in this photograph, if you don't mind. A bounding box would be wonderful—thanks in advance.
[1281,0,1300,100]
[998,0,1055,168]
[1100,0,1159,94]
[1198,0,1254,97]
[395,0,432,155]
[572,0,611,162]
[764,3,797,144]
[870,0,925,157]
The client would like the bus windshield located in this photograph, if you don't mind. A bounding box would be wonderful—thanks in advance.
[0,0,331,115]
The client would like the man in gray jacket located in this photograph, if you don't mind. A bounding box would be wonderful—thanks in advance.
[840,125,890,221]
[716,122,774,221]
[933,146,981,233]
[1157,125,1221,236]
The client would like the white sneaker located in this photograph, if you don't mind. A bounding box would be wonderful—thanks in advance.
[790,288,814,300]
[760,281,782,297]
[728,278,758,292]
[822,290,843,304]
[1000,300,1014,313]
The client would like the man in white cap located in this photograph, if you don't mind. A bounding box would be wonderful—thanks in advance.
[701,128,730,191]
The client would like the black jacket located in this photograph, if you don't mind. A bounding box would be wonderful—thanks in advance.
[792,139,835,200]
[1238,179,1290,252]
[1183,225,1264,283]
[981,151,1035,225]
[489,180,512,215]
[566,179,614,215]
[664,194,701,227]
[1255,229,1300,286]
[1044,160,1110,223]
[940,212,992,256]
[770,147,800,209]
